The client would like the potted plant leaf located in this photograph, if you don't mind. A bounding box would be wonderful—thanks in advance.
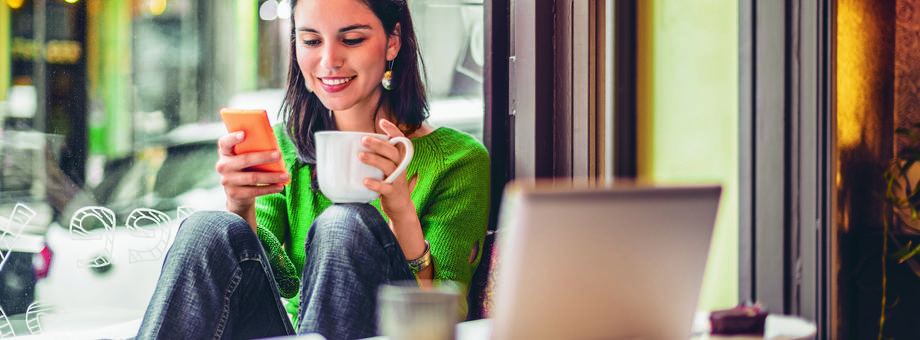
[878,123,920,339]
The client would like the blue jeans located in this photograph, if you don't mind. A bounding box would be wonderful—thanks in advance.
[136,203,416,340]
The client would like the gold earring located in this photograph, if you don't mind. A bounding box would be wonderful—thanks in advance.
[382,59,394,90]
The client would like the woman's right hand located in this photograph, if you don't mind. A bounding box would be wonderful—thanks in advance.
[215,131,290,215]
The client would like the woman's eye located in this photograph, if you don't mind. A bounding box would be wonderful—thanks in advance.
[343,38,365,46]
[302,39,321,46]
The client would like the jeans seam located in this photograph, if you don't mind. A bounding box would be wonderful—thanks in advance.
[213,267,242,340]
[240,248,296,335]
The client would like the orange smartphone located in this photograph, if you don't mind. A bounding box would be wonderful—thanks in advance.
[219,108,290,185]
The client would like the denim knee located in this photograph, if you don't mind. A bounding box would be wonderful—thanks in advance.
[307,203,388,251]
[174,211,252,255]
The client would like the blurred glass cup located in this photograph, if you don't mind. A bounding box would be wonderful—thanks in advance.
[377,280,463,340]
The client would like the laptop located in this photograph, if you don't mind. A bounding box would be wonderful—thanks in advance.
[490,181,722,340]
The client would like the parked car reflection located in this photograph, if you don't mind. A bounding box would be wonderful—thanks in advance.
[0,122,227,337]
[0,130,60,331]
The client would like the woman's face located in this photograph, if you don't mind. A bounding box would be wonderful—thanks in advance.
[293,0,399,115]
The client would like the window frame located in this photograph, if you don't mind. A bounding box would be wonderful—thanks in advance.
[738,0,833,338]
[505,0,607,183]
[484,0,512,230]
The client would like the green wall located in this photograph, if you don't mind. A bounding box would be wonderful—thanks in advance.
[1,5,9,101]
[87,0,133,157]
[236,0,258,93]
[637,0,739,311]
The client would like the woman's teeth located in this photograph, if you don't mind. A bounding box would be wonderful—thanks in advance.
[321,77,354,86]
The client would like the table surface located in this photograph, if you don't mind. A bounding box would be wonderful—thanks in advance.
[360,313,815,340]
[3,309,815,340]
[360,312,816,340]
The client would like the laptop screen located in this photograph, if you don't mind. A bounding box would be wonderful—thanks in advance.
[490,181,722,340]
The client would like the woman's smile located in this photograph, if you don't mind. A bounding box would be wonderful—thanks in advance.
[318,76,357,93]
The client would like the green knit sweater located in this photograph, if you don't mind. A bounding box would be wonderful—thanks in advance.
[255,126,490,321]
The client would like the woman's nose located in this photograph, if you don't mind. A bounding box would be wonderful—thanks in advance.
[320,44,343,70]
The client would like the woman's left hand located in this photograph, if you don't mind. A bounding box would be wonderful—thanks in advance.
[361,119,430,281]
[360,119,418,222]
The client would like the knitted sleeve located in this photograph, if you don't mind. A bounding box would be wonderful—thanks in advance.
[256,187,301,298]
[422,138,491,307]
[256,224,300,298]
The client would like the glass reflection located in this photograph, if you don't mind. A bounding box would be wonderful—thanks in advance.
[0,0,484,336]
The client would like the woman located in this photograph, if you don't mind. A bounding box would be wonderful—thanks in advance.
[136,0,490,339]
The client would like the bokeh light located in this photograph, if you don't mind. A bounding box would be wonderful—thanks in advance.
[149,0,166,16]
[7,0,24,10]
[277,0,291,20]
[260,0,279,21]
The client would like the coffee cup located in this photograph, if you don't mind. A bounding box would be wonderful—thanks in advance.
[315,131,414,203]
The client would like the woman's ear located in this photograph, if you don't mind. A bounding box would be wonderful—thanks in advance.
[386,23,401,61]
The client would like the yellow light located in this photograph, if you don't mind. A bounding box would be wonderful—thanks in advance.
[7,0,24,10]
[836,0,889,151]
[836,0,866,150]
[65,0,79,4]
[150,0,166,16]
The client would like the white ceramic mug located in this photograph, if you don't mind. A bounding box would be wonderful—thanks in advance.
[315,131,414,203]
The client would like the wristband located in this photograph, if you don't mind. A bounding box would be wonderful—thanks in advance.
[408,239,431,274]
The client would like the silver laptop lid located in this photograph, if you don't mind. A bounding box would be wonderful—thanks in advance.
[491,181,722,340]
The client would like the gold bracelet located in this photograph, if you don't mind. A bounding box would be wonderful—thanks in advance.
[408,239,431,274]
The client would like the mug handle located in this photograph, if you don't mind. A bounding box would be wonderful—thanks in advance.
[384,137,414,183]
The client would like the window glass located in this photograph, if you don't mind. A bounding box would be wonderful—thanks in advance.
[410,0,484,142]
[0,0,483,336]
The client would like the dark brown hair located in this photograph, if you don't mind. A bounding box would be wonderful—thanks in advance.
[281,0,428,164]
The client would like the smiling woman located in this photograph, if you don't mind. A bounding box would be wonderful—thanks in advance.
[0,0,486,338]
[135,1,490,339]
